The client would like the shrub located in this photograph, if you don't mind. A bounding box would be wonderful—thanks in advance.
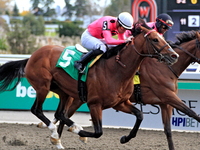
[22,14,45,35]
[0,37,9,50]
[58,21,84,37]
[6,22,37,54]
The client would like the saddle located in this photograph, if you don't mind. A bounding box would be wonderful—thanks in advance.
[75,43,132,103]
[75,44,115,103]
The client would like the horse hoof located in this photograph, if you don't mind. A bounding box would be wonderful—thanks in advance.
[120,136,127,144]
[79,136,87,143]
[56,143,64,149]
[37,122,47,128]
[50,137,59,145]
[50,137,64,149]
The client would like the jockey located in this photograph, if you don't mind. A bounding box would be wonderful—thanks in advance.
[74,12,134,73]
[125,13,174,38]
[147,13,174,36]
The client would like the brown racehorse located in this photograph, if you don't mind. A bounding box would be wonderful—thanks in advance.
[0,19,178,149]
[51,30,200,150]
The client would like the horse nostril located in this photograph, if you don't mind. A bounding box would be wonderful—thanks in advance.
[171,54,179,59]
[171,54,178,59]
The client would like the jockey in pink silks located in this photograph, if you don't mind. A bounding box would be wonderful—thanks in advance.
[147,13,174,36]
[125,13,174,38]
[74,12,134,73]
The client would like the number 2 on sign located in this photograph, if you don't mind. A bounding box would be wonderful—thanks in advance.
[59,49,75,67]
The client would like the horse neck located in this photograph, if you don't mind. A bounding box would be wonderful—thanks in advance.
[171,40,196,76]
[112,36,145,80]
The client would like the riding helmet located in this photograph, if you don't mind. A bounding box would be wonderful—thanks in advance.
[117,12,134,29]
[155,13,174,32]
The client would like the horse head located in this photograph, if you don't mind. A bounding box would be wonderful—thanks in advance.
[193,31,200,63]
[164,30,200,78]
[175,30,200,64]
[132,18,179,66]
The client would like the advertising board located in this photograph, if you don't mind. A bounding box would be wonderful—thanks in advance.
[102,82,200,131]
[0,78,89,112]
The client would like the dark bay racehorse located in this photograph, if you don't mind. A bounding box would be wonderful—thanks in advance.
[0,19,178,149]
[53,31,200,150]
[130,30,200,150]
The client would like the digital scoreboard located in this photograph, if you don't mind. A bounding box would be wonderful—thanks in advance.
[131,0,200,41]
[167,0,200,41]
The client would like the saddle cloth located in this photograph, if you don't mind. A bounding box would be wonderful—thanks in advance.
[56,46,102,82]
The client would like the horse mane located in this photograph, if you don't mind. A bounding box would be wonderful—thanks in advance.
[166,30,198,48]
[174,30,197,45]
[131,18,152,37]
[102,42,128,59]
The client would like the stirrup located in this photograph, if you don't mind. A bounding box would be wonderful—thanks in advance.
[74,62,86,74]
[79,66,86,74]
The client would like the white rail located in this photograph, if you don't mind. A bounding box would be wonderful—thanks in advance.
[179,62,200,80]
[0,54,31,65]
[0,54,200,80]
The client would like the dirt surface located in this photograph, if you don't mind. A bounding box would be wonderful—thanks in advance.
[0,123,200,150]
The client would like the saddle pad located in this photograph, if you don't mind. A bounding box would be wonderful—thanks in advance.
[56,46,94,82]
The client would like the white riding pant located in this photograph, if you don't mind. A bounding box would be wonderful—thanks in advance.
[81,29,117,53]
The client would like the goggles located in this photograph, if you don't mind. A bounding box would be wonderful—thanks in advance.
[162,25,169,30]
[158,18,174,28]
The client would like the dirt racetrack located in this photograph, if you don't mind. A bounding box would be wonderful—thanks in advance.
[0,123,200,150]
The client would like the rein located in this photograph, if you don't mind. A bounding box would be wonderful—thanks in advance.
[115,29,170,68]
[175,38,200,63]
[116,41,130,68]
[168,38,200,78]
[132,30,167,60]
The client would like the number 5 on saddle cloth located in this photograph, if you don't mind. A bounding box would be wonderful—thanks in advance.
[56,44,103,103]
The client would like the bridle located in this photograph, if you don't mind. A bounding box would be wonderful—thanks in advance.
[115,29,170,68]
[175,38,200,63]
[168,37,200,78]
[132,30,169,62]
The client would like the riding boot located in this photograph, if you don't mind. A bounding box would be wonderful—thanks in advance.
[74,49,103,73]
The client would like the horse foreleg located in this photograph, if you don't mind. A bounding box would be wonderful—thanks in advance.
[113,100,143,144]
[160,104,175,150]
[37,118,58,128]
[69,104,103,138]
[166,94,200,122]
[67,98,87,143]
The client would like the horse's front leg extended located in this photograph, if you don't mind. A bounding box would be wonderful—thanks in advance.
[113,100,143,143]
[69,104,103,138]
[160,104,175,150]
[167,94,200,122]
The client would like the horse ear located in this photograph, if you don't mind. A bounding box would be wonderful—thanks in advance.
[134,18,144,30]
[140,26,144,30]
[196,31,200,41]
[196,31,200,37]
[140,25,148,33]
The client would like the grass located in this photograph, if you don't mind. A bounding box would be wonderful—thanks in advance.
[45,31,57,37]
[45,28,58,37]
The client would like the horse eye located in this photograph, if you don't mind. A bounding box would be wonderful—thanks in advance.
[153,38,158,42]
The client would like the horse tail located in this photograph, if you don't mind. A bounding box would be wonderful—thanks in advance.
[0,58,29,92]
